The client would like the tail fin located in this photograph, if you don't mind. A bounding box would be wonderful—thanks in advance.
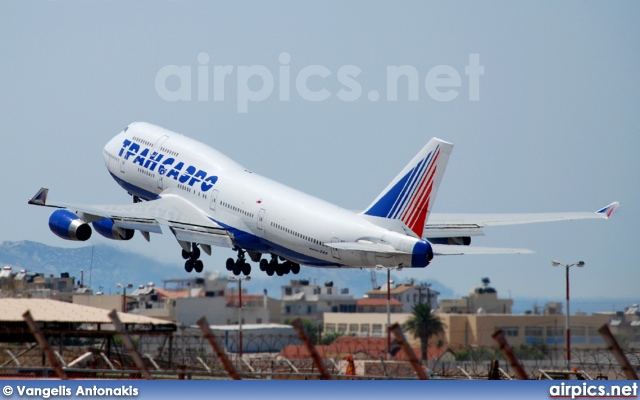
[362,138,453,237]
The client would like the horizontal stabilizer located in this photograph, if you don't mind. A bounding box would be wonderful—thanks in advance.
[428,201,621,228]
[433,245,534,256]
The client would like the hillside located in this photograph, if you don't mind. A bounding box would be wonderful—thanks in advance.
[0,240,454,299]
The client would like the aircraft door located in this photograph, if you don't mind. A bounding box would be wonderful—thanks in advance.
[257,208,266,231]
[120,158,125,173]
[152,136,169,189]
[331,237,341,260]
[152,135,169,151]
[209,189,219,211]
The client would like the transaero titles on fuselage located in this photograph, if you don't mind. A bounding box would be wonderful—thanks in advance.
[118,139,218,192]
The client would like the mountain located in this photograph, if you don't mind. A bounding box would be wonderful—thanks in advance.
[1,241,633,314]
[0,240,177,292]
[0,240,453,300]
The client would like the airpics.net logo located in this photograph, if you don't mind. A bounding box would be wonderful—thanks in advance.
[549,382,638,399]
[155,52,484,113]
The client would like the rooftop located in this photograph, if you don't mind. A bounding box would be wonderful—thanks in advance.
[0,298,174,327]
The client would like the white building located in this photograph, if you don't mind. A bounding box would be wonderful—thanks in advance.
[75,272,280,327]
[365,280,439,313]
[280,279,356,322]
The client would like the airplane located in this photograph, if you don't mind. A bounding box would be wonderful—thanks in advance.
[28,122,620,277]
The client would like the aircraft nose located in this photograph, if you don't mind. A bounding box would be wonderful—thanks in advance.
[103,129,125,170]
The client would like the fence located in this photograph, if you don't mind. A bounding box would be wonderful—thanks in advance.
[0,321,638,380]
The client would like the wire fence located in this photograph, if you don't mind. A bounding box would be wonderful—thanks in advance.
[0,325,638,380]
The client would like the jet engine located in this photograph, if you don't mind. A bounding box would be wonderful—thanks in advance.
[92,218,134,240]
[48,210,92,241]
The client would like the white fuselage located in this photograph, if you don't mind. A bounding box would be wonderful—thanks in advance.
[102,122,425,268]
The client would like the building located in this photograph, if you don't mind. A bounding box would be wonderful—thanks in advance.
[323,312,413,339]
[601,304,640,349]
[438,313,610,350]
[439,278,513,314]
[73,272,280,327]
[365,280,438,312]
[1,266,92,301]
[356,298,403,313]
[280,279,356,322]
[181,323,301,353]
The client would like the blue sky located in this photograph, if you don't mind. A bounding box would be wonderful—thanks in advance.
[0,2,638,301]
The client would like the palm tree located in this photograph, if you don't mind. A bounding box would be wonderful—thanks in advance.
[403,303,445,362]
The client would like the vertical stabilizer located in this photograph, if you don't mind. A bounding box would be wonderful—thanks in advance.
[362,138,453,237]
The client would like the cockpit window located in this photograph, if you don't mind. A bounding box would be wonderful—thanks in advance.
[124,126,129,132]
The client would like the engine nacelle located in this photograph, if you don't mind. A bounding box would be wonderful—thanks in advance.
[428,236,471,246]
[412,239,433,268]
[92,218,134,240]
[49,210,92,241]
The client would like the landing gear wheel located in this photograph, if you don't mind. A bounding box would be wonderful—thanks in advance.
[233,262,242,276]
[191,246,201,260]
[194,260,204,273]
[276,264,284,276]
[242,263,251,276]
[259,259,268,272]
[266,265,275,276]
[184,260,194,273]
[291,263,300,274]
[282,262,291,275]
[182,249,191,259]
[226,258,235,271]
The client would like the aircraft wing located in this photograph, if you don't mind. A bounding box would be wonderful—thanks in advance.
[425,201,620,238]
[28,188,233,248]
[432,245,534,255]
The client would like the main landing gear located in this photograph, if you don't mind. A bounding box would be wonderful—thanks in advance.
[183,243,204,273]
[259,255,300,276]
[226,248,251,276]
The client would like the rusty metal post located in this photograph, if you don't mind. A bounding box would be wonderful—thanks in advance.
[108,310,152,380]
[388,323,429,380]
[491,329,528,380]
[291,318,331,380]
[196,316,241,380]
[597,324,639,380]
[22,311,68,380]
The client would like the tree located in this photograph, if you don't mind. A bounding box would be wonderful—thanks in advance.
[284,318,321,344]
[403,303,445,362]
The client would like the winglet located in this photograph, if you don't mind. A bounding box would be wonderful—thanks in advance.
[596,201,620,218]
[28,187,49,206]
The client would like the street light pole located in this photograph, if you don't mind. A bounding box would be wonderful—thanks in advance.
[230,276,250,363]
[116,283,133,313]
[239,278,243,360]
[551,260,585,371]
[387,268,391,360]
